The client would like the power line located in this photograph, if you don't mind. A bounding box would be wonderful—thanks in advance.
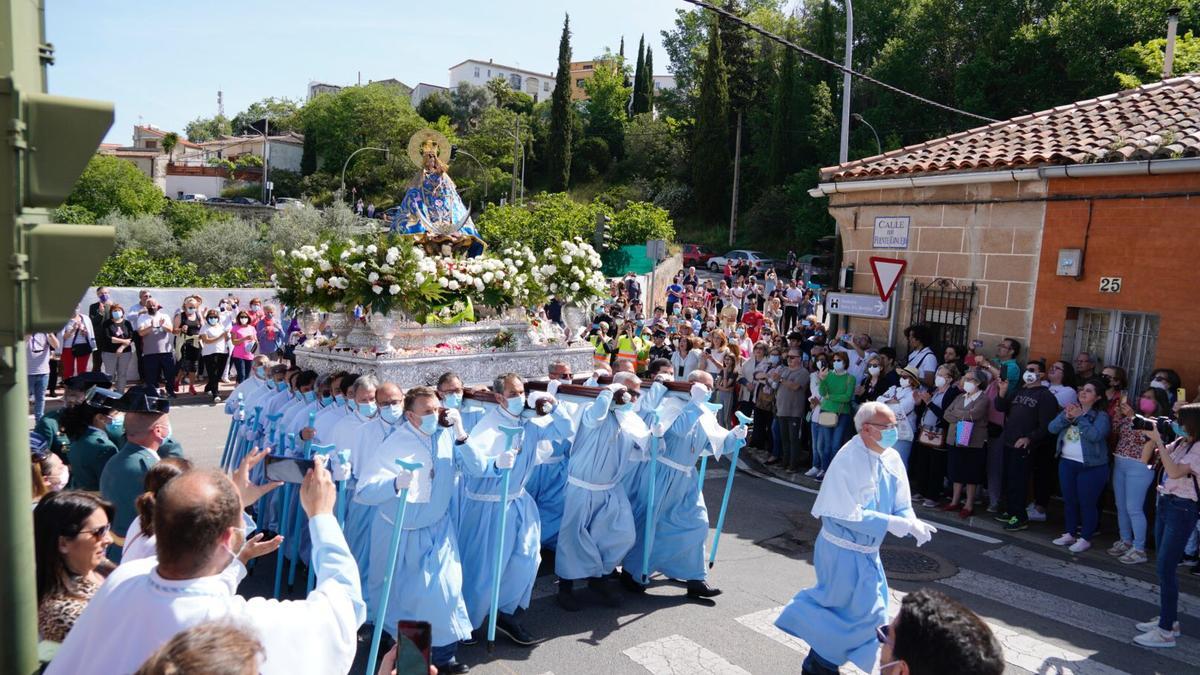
[680,0,998,124]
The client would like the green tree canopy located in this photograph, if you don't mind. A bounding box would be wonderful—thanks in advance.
[184,115,232,142]
[297,83,427,176]
[547,14,575,190]
[231,97,302,135]
[67,155,166,217]
[583,54,631,162]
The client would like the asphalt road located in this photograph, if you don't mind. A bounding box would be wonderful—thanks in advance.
[141,396,1200,675]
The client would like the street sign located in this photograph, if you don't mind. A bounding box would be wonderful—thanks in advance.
[825,292,889,319]
[872,216,910,249]
[869,256,907,302]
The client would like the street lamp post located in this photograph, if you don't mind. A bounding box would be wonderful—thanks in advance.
[339,146,390,203]
[838,0,854,164]
[252,117,270,204]
[451,147,489,205]
[852,113,882,157]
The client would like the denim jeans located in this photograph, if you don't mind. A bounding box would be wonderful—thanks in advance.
[801,649,840,675]
[232,356,252,383]
[778,416,804,469]
[771,417,783,459]
[1154,493,1200,630]
[814,413,851,471]
[1058,458,1109,541]
[28,373,48,420]
[1113,455,1155,550]
[892,439,913,468]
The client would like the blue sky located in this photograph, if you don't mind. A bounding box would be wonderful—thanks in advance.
[44,0,685,144]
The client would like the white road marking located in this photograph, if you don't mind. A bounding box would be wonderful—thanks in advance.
[736,462,1002,544]
[623,634,752,675]
[733,607,868,675]
[941,569,1200,666]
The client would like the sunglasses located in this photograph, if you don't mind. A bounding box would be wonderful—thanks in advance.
[876,624,892,645]
[77,523,111,540]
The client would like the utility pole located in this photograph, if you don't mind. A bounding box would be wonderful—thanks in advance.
[728,110,743,247]
[838,0,854,164]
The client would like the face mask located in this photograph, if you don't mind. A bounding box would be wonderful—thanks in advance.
[186,308,197,315]
[614,401,633,412]
[1150,380,1168,391]
[111,311,124,321]
[147,307,158,315]
[106,417,124,436]
[934,375,947,388]
[442,392,462,409]
[802,320,811,327]
[275,381,288,392]
[1138,398,1157,414]
[417,411,439,435]
[99,293,110,303]
[832,361,846,372]
[222,525,248,566]
[239,318,250,325]
[868,365,881,377]
[251,304,261,311]
[878,427,899,449]
[899,378,911,388]
[334,394,346,406]
[163,422,174,440]
[48,467,69,492]
[357,401,378,418]
[380,403,404,424]
[320,394,334,407]
[505,395,525,416]
[962,381,978,394]
[816,360,827,370]
[690,382,710,399]
[255,366,266,378]
[736,328,745,336]
[1022,371,1039,384]
[1172,421,1188,438]
[769,355,780,365]
[207,317,219,326]
[302,390,317,403]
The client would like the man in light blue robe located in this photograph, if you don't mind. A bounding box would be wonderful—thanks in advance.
[555,373,647,610]
[620,371,746,599]
[436,371,487,433]
[775,401,937,674]
[223,355,272,415]
[620,372,673,503]
[357,386,488,675]
[456,373,572,646]
[525,360,580,550]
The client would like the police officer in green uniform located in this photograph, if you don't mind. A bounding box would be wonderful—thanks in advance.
[62,386,123,491]
[99,385,173,561]
[32,373,110,461]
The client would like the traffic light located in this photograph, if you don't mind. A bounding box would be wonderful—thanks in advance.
[808,235,838,288]
[594,212,613,252]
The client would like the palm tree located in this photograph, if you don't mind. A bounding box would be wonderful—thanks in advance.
[161,131,179,163]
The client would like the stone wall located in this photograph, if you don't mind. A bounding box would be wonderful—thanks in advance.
[829,179,1048,353]
[648,252,683,311]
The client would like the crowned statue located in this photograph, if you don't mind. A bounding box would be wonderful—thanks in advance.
[392,129,484,256]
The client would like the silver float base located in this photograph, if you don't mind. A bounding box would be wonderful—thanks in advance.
[295,344,595,388]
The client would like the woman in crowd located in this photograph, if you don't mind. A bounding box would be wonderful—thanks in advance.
[857,349,897,404]
[911,364,961,507]
[943,344,966,373]
[749,345,781,451]
[942,367,992,518]
[99,304,134,392]
[813,351,855,478]
[765,296,784,337]
[122,457,194,563]
[877,366,920,467]
[1108,387,1171,564]
[715,352,739,428]
[1132,404,1200,648]
[199,308,230,403]
[1102,364,1129,417]
[59,310,95,381]
[703,329,731,376]
[59,396,120,492]
[739,342,770,422]
[229,310,258,383]
[1150,368,1183,407]
[1049,377,1113,553]
[1046,360,1079,408]
[31,449,69,509]
[174,298,204,395]
[34,490,115,642]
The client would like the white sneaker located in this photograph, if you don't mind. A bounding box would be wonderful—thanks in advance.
[815,470,826,481]
[804,467,820,477]
[1119,549,1148,565]
[1027,508,1047,522]
[1107,541,1132,556]
[1053,533,1076,546]
[1135,618,1181,637]
[1068,539,1091,554]
[213,395,223,403]
[1134,628,1177,648]
[921,498,939,508]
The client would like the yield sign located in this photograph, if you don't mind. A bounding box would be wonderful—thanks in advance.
[869,256,907,302]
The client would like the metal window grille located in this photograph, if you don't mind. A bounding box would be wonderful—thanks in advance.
[908,278,977,357]
[1072,308,1159,393]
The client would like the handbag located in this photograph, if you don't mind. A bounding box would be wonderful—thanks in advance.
[817,410,839,427]
[71,342,91,357]
[918,425,946,448]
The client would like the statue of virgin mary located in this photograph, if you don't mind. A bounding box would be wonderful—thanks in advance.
[391,129,483,254]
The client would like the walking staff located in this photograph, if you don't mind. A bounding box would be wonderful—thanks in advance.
[365,457,424,675]
[709,411,752,568]
[219,394,245,470]
[641,410,660,585]
[487,425,524,654]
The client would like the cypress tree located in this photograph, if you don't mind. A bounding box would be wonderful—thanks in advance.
[642,46,655,114]
[300,125,317,175]
[766,33,796,184]
[548,14,574,191]
[692,14,731,223]
[630,35,647,117]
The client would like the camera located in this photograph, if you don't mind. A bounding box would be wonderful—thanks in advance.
[1131,414,1176,442]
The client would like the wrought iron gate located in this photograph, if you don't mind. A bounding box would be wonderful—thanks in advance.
[909,278,977,354]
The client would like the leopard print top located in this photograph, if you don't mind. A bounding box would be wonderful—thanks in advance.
[38,575,100,643]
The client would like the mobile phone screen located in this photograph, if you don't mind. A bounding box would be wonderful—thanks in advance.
[396,620,432,674]
[263,455,315,484]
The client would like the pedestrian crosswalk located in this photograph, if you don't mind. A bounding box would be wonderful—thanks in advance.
[603,545,1200,674]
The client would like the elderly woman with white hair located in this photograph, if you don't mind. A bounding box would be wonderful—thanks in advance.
[775,400,937,675]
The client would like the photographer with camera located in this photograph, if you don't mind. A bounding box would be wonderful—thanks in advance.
[1108,387,1172,564]
[1134,404,1200,649]
[1047,377,1111,553]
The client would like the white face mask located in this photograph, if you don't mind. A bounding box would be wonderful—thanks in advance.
[934,375,947,388]
[962,381,978,394]
[832,361,846,372]
[1022,371,1039,384]
[900,378,912,389]
[48,466,69,492]
[868,365,881,377]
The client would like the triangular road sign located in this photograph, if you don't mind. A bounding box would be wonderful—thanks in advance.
[869,256,907,302]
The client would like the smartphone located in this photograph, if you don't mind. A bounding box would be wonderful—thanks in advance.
[1179,388,1189,404]
[263,455,316,484]
[395,620,432,674]
[970,339,983,350]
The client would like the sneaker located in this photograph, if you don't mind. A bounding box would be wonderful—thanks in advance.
[1181,553,1200,566]
[921,498,939,508]
[1027,508,1047,522]
[1134,628,1177,648]
[1119,549,1148,565]
[911,493,924,502]
[1135,618,1181,636]
[1068,539,1091,554]
[1052,533,1076,546]
[1003,517,1028,532]
[993,512,1013,523]
[1107,541,1132,557]
[815,470,826,481]
[213,395,223,404]
[804,467,820,477]
[986,502,999,513]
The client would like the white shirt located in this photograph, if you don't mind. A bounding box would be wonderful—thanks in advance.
[45,514,364,675]
[833,344,876,383]
[121,518,156,564]
[200,323,228,356]
[906,347,938,380]
[785,287,804,307]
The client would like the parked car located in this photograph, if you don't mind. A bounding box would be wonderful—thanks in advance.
[681,243,716,267]
[275,197,306,210]
[229,196,262,205]
[177,193,207,202]
[206,197,230,204]
[707,249,779,274]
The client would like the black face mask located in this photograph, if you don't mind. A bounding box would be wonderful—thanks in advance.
[147,307,158,315]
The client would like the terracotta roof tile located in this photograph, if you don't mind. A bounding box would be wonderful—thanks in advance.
[823,75,1200,181]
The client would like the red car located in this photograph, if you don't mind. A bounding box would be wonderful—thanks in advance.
[681,243,715,267]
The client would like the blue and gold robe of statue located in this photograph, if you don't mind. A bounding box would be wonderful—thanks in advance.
[392,171,481,242]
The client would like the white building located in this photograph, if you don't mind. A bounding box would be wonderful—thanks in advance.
[652,75,676,93]
[448,58,554,102]
[410,82,449,108]
[307,81,343,101]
